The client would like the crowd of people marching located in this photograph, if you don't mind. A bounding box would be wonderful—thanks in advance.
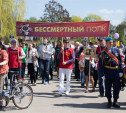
[0,37,126,109]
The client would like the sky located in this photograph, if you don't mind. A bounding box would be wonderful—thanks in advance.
[25,0,126,26]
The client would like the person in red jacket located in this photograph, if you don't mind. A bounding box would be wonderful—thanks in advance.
[8,39,25,82]
[0,41,8,109]
[57,39,75,96]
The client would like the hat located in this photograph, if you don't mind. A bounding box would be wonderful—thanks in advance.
[76,42,80,45]
[105,37,113,41]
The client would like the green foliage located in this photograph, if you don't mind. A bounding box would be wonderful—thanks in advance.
[26,17,39,22]
[76,37,81,42]
[116,21,126,43]
[88,37,97,44]
[0,0,25,43]
[71,15,83,22]
[83,14,104,22]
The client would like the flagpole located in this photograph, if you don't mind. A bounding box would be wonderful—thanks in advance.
[62,37,64,63]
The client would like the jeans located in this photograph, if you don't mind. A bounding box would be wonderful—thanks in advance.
[80,71,85,85]
[5,74,8,87]
[98,68,104,95]
[40,59,50,82]
[9,68,21,83]
[50,58,54,80]
[21,63,26,78]
[0,74,7,90]
[0,74,7,106]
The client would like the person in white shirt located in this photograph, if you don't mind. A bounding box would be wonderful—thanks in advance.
[38,38,53,85]
[27,44,38,86]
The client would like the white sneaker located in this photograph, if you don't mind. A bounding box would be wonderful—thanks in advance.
[65,92,69,95]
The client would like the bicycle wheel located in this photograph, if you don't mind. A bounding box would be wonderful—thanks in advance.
[12,83,33,109]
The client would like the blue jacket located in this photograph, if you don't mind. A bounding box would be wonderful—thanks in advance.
[99,47,123,77]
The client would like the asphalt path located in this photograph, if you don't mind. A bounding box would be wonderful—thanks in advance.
[1,74,126,113]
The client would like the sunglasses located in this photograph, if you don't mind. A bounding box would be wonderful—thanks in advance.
[12,41,16,43]
[99,40,103,42]
[65,42,69,43]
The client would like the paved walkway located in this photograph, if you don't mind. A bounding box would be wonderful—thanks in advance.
[1,75,126,113]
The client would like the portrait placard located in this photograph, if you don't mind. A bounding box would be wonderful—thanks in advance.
[84,48,96,58]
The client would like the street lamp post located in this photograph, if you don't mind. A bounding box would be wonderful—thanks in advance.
[110,26,116,37]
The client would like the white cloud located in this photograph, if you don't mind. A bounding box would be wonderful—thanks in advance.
[103,15,110,18]
[111,20,122,26]
[98,9,124,15]
[99,9,114,14]
[115,9,124,14]
[98,9,125,25]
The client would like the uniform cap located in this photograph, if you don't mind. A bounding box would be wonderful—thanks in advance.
[105,37,113,41]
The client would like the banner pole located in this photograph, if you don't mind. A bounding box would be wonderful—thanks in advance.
[62,37,64,63]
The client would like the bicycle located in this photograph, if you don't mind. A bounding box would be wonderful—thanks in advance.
[0,71,33,109]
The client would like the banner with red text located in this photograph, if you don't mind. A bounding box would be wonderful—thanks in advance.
[16,21,110,37]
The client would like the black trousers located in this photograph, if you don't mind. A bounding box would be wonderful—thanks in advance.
[75,59,80,79]
[105,77,120,100]
[93,69,98,87]
[28,63,36,84]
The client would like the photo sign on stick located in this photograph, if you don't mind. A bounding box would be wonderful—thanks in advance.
[84,48,96,58]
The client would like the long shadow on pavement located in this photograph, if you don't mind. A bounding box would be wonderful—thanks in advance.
[0,106,21,111]
[33,91,99,99]
[54,102,126,110]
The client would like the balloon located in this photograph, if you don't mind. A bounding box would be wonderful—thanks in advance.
[114,33,119,39]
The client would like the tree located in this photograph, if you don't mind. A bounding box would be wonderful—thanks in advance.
[41,0,71,22]
[116,21,126,43]
[26,17,39,22]
[71,15,83,22]
[83,14,104,22]
[0,0,25,42]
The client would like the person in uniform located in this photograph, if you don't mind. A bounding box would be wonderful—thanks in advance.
[99,37,123,108]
